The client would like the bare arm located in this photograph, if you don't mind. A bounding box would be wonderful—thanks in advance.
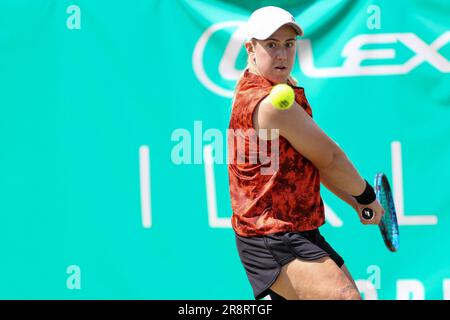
[254,98,366,196]
[253,96,385,224]
[320,173,358,211]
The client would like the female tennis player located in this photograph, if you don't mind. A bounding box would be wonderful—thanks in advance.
[228,6,385,300]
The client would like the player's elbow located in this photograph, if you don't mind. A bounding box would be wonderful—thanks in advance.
[313,147,343,172]
[313,152,335,171]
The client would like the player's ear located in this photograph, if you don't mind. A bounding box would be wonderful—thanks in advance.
[245,40,256,65]
[245,40,255,54]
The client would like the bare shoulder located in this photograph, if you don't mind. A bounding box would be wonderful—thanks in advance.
[253,96,310,132]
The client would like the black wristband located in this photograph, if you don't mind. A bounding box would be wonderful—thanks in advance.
[352,180,376,205]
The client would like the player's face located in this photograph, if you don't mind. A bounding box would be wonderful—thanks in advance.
[250,25,297,84]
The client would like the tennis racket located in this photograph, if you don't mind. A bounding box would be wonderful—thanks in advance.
[361,173,400,252]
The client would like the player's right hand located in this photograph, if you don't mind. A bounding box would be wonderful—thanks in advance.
[356,199,385,225]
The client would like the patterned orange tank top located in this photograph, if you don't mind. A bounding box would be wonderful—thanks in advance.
[228,69,325,237]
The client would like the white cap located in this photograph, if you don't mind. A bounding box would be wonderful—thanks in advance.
[245,6,303,40]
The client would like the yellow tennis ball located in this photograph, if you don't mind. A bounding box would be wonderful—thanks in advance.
[269,84,295,110]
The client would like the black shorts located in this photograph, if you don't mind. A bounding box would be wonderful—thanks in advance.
[235,229,344,300]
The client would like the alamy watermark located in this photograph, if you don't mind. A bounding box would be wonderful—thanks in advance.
[170,121,280,175]
[66,265,81,290]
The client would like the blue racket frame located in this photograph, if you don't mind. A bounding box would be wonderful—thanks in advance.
[374,173,400,252]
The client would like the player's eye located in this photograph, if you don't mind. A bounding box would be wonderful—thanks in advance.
[267,42,277,48]
[286,42,295,48]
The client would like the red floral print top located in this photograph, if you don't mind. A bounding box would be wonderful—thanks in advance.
[228,69,325,237]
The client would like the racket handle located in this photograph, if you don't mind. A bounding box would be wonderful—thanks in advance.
[362,208,374,220]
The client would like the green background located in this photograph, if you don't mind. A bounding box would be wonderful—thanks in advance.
[0,0,449,299]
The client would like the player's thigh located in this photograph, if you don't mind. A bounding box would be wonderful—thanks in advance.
[340,264,358,290]
[270,257,361,300]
